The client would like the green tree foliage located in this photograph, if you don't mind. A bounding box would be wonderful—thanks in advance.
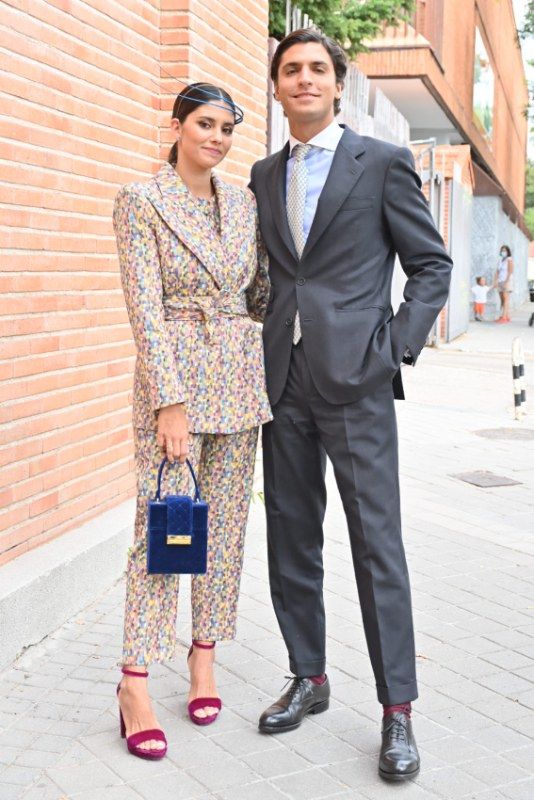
[518,6,534,234]
[522,1,534,36]
[269,1,415,58]
[520,2,534,117]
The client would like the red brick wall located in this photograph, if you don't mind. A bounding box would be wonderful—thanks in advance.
[0,0,268,565]
[358,0,528,214]
[437,0,527,212]
[159,1,190,168]
[159,0,268,181]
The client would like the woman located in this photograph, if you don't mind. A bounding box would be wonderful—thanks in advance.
[494,244,514,323]
[112,83,272,759]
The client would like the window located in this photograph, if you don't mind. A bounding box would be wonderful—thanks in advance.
[473,27,494,140]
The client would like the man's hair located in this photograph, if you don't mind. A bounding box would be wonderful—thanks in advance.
[270,28,347,116]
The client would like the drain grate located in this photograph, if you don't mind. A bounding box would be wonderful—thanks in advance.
[452,471,522,488]
[474,428,534,441]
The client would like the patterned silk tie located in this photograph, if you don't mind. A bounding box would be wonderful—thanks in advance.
[287,143,312,344]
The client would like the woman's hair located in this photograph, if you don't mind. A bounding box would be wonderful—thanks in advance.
[500,244,512,257]
[270,28,347,116]
[168,83,241,166]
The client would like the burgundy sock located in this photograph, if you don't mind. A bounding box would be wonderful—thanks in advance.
[383,702,411,718]
[310,674,327,685]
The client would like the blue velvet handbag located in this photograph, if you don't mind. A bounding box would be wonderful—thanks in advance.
[147,457,208,575]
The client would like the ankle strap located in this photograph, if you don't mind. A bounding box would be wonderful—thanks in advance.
[192,640,215,650]
[121,667,149,677]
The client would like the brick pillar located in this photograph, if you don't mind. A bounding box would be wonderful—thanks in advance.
[160,1,268,181]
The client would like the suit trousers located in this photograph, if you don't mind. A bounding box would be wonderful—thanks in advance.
[262,343,418,705]
[122,426,258,666]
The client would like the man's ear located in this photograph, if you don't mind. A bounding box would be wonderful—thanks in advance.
[273,82,280,102]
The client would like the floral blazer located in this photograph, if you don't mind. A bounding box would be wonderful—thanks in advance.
[113,162,272,434]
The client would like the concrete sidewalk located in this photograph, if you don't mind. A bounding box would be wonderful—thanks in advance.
[1,307,534,800]
[441,300,534,355]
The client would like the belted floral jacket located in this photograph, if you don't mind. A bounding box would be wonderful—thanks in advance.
[113,163,272,433]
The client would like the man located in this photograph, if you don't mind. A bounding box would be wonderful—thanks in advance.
[249,29,452,781]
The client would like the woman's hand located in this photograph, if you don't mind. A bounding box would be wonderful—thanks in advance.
[156,404,189,464]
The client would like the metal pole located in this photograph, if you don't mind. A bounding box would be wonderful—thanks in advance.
[285,0,291,35]
[429,144,435,221]
[512,337,526,419]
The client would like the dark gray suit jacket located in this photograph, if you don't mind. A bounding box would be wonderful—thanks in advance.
[250,126,453,407]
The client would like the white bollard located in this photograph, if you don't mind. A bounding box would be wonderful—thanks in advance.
[512,337,527,420]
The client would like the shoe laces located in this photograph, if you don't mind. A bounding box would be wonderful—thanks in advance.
[388,716,408,743]
[281,675,300,696]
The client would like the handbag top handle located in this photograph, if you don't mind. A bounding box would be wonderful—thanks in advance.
[155,457,203,503]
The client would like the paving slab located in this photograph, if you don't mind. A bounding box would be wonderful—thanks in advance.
[1,306,534,799]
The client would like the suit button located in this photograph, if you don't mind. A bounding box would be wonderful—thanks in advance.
[297,277,306,285]
[285,318,293,326]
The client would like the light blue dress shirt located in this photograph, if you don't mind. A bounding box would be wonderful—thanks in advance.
[286,121,345,241]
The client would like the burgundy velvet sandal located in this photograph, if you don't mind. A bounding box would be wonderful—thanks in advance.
[116,668,167,760]
[187,640,222,726]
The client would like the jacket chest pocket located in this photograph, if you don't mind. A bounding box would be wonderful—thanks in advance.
[339,195,375,212]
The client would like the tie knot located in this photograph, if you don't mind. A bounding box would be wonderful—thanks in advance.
[292,143,312,162]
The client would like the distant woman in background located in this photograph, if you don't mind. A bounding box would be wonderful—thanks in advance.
[494,244,514,323]
[112,83,271,760]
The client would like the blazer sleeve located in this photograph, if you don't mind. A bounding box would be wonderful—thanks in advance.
[113,186,185,411]
[382,147,453,365]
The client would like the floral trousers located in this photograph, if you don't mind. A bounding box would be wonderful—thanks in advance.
[122,426,259,666]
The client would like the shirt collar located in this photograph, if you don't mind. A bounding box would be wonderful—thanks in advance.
[289,120,344,156]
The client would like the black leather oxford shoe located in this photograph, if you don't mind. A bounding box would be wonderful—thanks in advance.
[258,676,330,733]
[379,711,420,781]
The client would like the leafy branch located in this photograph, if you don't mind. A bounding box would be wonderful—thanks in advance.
[269,1,415,59]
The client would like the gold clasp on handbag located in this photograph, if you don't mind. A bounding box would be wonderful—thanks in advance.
[167,535,192,545]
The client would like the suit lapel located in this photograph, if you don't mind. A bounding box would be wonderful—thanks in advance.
[148,163,226,288]
[301,129,366,261]
[266,143,299,262]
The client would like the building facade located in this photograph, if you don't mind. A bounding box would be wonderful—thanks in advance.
[357,0,530,329]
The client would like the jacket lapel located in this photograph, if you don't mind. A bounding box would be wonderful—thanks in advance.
[301,128,366,261]
[147,163,226,288]
[266,143,299,262]
[211,173,233,262]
